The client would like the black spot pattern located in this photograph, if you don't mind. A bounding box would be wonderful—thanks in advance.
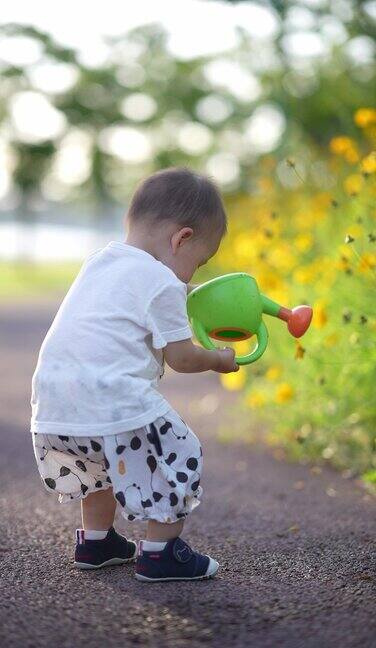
[130,436,141,450]
[33,413,202,522]
[147,423,162,456]
[186,457,198,471]
[160,421,172,435]
[115,491,125,507]
[147,455,157,473]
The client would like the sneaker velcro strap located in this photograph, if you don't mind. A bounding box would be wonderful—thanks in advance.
[172,538,193,564]
[76,529,85,545]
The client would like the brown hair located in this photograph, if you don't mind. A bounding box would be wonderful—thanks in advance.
[127,167,227,237]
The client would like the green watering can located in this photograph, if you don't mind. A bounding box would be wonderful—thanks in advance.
[187,272,313,365]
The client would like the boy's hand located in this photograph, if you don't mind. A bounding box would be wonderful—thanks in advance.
[215,347,239,373]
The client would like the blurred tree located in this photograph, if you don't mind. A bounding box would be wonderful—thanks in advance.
[217,0,375,143]
[0,1,374,220]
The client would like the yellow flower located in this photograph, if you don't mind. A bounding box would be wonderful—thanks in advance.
[258,271,285,293]
[329,137,359,163]
[345,147,360,164]
[293,266,316,285]
[349,224,364,239]
[313,300,328,329]
[294,233,313,252]
[360,151,376,174]
[266,365,282,381]
[324,333,339,348]
[359,253,376,272]
[246,390,266,408]
[268,243,297,272]
[233,233,262,264]
[344,174,363,195]
[330,136,350,154]
[314,192,332,210]
[270,289,290,307]
[233,339,251,356]
[354,108,376,129]
[275,383,294,403]
[329,136,354,154]
[220,368,246,391]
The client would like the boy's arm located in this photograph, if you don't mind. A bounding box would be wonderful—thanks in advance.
[147,280,237,373]
[164,338,238,374]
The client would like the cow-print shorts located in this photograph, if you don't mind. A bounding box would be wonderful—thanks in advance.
[32,409,203,524]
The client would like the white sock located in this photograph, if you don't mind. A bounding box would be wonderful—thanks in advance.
[142,540,167,551]
[80,528,109,540]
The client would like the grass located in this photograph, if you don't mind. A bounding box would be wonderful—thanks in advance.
[0,262,80,300]
[0,261,215,301]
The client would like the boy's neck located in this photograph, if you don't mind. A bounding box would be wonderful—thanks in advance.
[124,233,159,261]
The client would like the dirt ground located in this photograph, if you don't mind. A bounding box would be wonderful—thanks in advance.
[0,301,375,648]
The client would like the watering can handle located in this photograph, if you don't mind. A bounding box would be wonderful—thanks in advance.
[236,321,268,365]
[191,319,269,366]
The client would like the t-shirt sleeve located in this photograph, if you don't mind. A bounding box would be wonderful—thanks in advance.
[146,281,192,349]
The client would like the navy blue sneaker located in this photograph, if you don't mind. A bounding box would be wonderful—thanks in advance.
[74,527,137,569]
[135,537,219,582]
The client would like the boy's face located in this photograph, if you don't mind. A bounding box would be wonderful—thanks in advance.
[171,227,223,283]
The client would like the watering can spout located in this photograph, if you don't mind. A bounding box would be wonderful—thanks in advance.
[261,294,313,339]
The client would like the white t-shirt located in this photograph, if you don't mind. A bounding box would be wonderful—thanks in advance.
[30,242,192,436]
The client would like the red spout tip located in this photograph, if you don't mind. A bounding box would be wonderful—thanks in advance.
[287,305,313,338]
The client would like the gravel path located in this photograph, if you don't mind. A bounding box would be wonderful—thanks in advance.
[0,302,375,648]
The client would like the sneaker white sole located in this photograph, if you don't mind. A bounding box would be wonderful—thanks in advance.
[74,545,138,570]
[135,558,219,582]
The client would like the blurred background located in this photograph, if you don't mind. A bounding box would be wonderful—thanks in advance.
[0,0,375,481]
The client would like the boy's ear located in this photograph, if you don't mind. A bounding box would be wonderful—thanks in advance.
[171,227,194,252]
[179,227,194,244]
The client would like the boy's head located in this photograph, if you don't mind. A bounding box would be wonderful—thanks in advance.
[126,167,227,282]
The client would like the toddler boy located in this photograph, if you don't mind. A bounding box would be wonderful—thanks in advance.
[31,167,238,581]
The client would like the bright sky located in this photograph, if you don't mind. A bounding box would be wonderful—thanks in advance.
[1,0,281,62]
[0,0,374,200]
[0,0,286,195]
[2,1,371,69]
